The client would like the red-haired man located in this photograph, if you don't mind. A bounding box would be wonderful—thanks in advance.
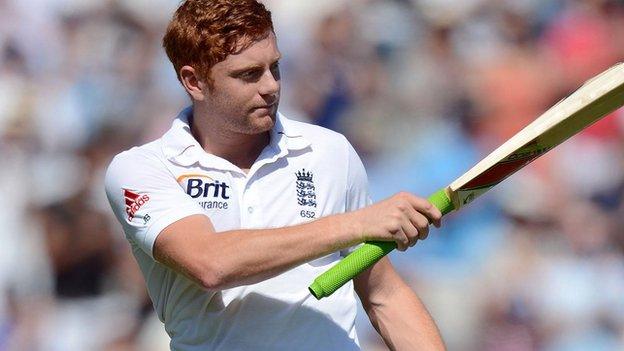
[105,1,445,350]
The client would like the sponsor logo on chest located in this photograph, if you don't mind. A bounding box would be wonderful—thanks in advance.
[177,174,231,210]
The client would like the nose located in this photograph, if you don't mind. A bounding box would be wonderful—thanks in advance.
[259,69,280,98]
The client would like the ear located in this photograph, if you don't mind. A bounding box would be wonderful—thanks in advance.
[180,66,207,101]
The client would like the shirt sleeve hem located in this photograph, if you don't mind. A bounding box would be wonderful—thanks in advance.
[142,206,207,259]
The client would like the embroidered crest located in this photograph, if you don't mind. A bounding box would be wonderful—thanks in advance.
[295,168,317,208]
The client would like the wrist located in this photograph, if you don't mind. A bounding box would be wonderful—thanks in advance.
[335,211,364,246]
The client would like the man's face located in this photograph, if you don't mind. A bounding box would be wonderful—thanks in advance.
[202,32,281,135]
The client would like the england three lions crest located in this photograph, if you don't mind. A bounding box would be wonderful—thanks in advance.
[295,168,317,208]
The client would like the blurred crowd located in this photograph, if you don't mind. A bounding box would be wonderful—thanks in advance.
[1,0,624,350]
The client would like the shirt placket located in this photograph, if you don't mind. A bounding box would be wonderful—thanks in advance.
[240,178,261,229]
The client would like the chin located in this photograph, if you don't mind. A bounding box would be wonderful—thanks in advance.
[242,113,274,135]
[257,115,276,133]
[248,109,276,129]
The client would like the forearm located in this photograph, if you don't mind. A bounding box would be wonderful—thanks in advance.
[156,191,443,290]
[207,213,360,287]
[364,283,445,351]
[155,213,362,290]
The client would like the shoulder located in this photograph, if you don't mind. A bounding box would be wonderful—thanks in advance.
[283,117,351,153]
[104,139,169,190]
[287,118,349,143]
[279,114,366,175]
[107,139,164,172]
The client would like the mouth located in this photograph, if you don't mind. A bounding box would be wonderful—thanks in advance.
[251,103,278,112]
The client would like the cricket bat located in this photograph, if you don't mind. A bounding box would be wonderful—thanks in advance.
[309,62,624,300]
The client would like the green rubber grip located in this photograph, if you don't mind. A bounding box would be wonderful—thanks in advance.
[309,189,455,299]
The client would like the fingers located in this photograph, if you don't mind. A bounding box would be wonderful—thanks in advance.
[365,192,443,250]
[389,192,443,250]
[400,192,443,228]
[394,228,409,252]
[402,205,429,243]
[395,214,428,251]
[400,215,419,247]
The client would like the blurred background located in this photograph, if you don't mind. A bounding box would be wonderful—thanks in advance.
[1,0,624,350]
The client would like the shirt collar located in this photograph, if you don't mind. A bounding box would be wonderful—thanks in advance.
[270,110,311,151]
[161,107,311,170]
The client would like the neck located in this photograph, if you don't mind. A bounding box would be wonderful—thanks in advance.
[190,105,270,171]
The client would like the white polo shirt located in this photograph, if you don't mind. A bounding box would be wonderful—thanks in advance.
[105,107,371,351]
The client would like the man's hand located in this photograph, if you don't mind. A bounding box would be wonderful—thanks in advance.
[349,192,442,251]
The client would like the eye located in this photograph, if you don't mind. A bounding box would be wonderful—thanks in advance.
[270,61,281,80]
[238,69,263,82]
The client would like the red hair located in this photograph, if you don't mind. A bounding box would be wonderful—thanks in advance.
[163,0,274,85]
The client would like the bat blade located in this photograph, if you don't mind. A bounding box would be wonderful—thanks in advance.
[309,62,624,300]
[449,62,624,209]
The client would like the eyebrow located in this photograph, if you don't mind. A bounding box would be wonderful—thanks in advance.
[230,64,263,76]
[229,55,282,76]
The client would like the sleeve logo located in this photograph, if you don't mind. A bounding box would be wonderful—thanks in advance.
[123,188,150,220]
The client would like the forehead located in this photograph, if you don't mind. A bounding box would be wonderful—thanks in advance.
[219,32,281,70]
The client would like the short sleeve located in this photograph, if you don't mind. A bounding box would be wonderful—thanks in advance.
[341,140,373,257]
[104,150,205,258]
[345,141,373,212]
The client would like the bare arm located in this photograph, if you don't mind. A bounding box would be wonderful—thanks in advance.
[355,257,446,351]
[154,212,359,289]
[154,192,442,290]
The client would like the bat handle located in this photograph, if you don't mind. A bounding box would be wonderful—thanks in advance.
[308,189,454,300]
